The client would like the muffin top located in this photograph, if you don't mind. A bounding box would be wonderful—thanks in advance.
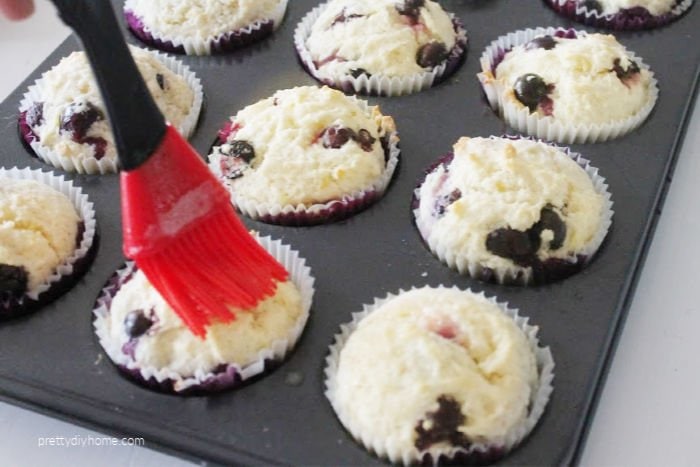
[583,0,680,16]
[331,287,538,455]
[490,33,652,126]
[0,179,80,296]
[23,47,194,165]
[415,137,605,273]
[305,0,457,78]
[125,0,284,40]
[105,268,303,377]
[210,86,395,208]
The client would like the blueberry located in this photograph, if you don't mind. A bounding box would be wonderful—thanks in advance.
[331,9,363,27]
[611,58,640,82]
[124,309,153,338]
[580,0,602,11]
[486,228,540,265]
[25,102,44,128]
[525,35,557,51]
[81,136,108,160]
[321,126,356,149]
[513,73,550,112]
[223,140,255,163]
[155,73,165,90]
[0,264,28,299]
[416,42,448,69]
[219,157,246,180]
[414,395,470,451]
[396,0,425,18]
[531,206,567,250]
[349,68,371,79]
[60,102,104,142]
[380,134,391,164]
[355,129,376,152]
[433,189,462,217]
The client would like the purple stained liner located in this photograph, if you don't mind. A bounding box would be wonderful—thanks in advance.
[412,136,610,286]
[94,263,282,396]
[545,0,692,30]
[18,110,40,158]
[257,190,382,226]
[420,445,507,466]
[125,9,276,55]
[115,358,281,396]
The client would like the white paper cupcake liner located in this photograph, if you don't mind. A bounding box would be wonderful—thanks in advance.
[294,2,468,96]
[18,47,204,175]
[209,97,401,226]
[546,0,694,30]
[413,136,615,285]
[477,27,659,144]
[0,167,97,316]
[325,285,555,465]
[125,0,288,56]
[93,236,315,394]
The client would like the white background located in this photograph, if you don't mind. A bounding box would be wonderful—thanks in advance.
[1,2,699,466]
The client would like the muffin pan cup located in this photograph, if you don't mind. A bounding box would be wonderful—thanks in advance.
[124,0,289,56]
[18,47,204,174]
[324,285,555,466]
[413,137,615,285]
[294,2,468,96]
[0,167,97,319]
[544,0,694,30]
[477,27,659,144]
[93,236,315,395]
[208,96,401,226]
[0,0,699,464]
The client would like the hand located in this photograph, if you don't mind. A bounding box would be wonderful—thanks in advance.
[0,0,34,20]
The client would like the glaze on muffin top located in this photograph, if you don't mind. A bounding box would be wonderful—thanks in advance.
[209,86,395,208]
[23,47,194,165]
[125,0,284,40]
[489,33,653,126]
[0,179,79,296]
[305,0,458,79]
[332,287,538,455]
[415,137,605,273]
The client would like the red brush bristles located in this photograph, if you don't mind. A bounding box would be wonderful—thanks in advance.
[121,126,288,337]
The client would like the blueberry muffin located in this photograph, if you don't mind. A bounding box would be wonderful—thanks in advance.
[478,29,658,143]
[208,86,399,225]
[93,238,314,394]
[546,0,694,30]
[19,47,202,174]
[295,0,467,95]
[0,170,96,317]
[413,137,613,285]
[125,0,288,55]
[326,286,554,465]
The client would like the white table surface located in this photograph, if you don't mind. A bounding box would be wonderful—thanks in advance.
[1,3,699,466]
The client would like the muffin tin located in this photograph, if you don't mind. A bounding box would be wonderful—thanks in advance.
[0,0,698,464]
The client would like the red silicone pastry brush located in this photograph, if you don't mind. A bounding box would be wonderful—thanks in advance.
[50,0,288,337]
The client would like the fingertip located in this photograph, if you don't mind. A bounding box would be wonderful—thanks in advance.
[0,0,34,20]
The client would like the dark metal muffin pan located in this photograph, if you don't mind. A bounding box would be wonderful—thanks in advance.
[0,0,698,465]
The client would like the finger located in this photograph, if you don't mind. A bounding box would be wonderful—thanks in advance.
[0,0,34,20]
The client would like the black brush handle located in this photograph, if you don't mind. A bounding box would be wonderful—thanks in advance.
[49,0,166,170]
